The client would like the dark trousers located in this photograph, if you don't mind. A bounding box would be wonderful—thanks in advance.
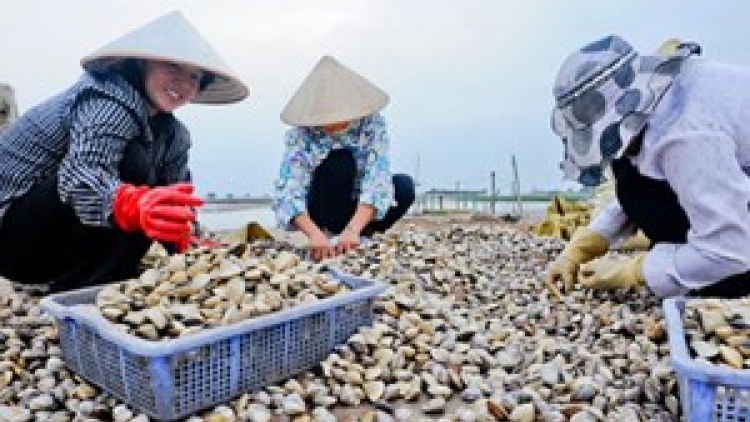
[0,137,160,293]
[307,148,415,236]
[612,157,750,298]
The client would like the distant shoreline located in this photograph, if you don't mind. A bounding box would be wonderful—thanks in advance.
[200,203,270,213]
[201,192,591,209]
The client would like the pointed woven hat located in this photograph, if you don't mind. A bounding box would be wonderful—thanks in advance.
[81,11,249,104]
[281,56,389,126]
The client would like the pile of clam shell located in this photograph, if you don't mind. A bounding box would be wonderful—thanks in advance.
[0,216,683,422]
[683,297,750,369]
[96,248,349,340]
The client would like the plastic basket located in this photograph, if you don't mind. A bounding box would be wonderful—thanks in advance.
[40,269,386,421]
[664,297,750,422]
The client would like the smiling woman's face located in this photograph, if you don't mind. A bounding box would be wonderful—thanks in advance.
[143,60,202,114]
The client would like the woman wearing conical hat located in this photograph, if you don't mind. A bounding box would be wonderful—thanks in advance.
[273,56,415,260]
[0,11,248,293]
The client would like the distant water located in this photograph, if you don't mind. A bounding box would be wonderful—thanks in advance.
[197,205,276,231]
[418,200,547,215]
[197,201,548,232]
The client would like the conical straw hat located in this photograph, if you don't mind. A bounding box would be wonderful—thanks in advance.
[281,56,389,126]
[81,11,248,104]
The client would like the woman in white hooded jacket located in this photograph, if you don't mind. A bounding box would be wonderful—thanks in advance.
[546,34,750,298]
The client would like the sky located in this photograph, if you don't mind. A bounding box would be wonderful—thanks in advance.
[2,1,750,197]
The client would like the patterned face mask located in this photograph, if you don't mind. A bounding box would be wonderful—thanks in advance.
[550,35,700,186]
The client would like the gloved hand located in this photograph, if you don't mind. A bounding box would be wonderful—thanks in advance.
[615,230,651,251]
[112,182,204,249]
[579,253,646,290]
[545,227,609,292]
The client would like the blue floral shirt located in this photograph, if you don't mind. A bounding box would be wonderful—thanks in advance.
[272,113,394,228]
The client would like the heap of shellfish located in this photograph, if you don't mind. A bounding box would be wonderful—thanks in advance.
[683,297,750,369]
[0,216,684,422]
[96,248,349,340]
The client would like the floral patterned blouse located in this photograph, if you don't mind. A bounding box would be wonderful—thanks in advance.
[272,113,394,228]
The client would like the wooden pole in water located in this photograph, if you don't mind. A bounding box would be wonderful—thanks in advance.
[456,181,461,210]
[512,155,523,218]
[490,171,496,214]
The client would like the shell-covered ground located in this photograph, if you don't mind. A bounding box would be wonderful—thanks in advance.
[0,213,680,422]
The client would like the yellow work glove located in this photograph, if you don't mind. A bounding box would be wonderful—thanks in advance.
[545,227,609,292]
[579,253,646,290]
[615,230,651,251]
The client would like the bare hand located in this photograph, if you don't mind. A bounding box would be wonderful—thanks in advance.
[335,229,360,255]
[308,231,336,261]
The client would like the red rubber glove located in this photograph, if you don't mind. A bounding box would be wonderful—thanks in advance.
[112,182,204,248]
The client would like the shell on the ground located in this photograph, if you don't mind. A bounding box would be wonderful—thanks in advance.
[1,217,679,421]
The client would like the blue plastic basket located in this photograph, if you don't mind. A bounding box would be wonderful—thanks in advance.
[40,269,386,421]
[664,297,750,422]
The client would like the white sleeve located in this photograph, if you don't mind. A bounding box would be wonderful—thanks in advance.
[643,134,750,296]
[589,198,638,245]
